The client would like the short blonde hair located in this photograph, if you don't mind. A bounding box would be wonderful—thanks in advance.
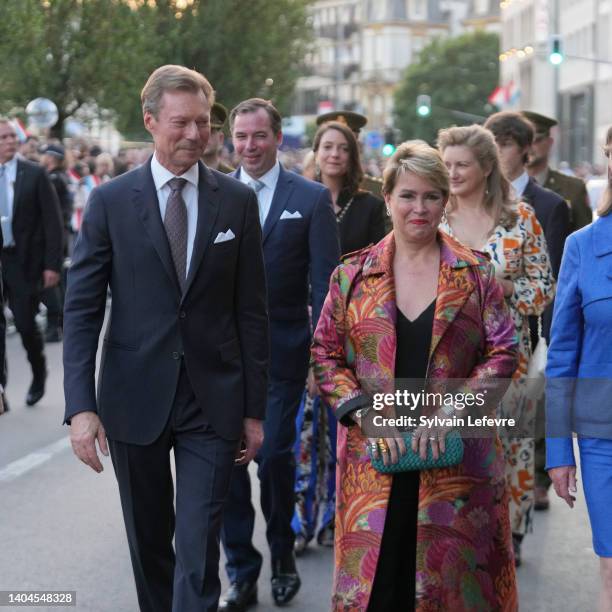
[141,65,215,118]
[597,126,612,217]
[382,140,449,199]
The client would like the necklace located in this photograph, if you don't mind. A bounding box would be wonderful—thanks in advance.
[335,197,354,223]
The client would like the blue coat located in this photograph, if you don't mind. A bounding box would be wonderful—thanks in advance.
[234,164,340,381]
[546,213,612,468]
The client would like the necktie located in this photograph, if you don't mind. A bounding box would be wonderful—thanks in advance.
[164,177,188,290]
[249,179,266,226]
[0,165,13,247]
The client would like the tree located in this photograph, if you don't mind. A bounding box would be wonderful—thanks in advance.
[393,31,500,145]
[175,0,312,117]
[0,0,313,140]
[0,0,157,138]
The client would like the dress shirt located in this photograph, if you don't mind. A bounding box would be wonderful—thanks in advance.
[151,153,199,277]
[239,160,280,226]
[0,156,18,246]
[511,171,530,198]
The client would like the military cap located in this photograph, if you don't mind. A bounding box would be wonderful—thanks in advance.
[316,110,367,135]
[521,111,558,135]
[39,143,65,159]
[211,103,228,129]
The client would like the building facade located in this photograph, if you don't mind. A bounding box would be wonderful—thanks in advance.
[500,0,612,165]
[292,0,500,132]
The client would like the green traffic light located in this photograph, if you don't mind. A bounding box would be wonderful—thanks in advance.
[417,105,431,117]
[549,51,563,65]
[382,144,396,157]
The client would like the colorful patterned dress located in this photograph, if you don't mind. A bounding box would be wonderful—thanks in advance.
[440,201,554,535]
[312,231,519,611]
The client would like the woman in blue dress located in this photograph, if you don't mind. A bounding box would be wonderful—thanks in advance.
[546,126,612,610]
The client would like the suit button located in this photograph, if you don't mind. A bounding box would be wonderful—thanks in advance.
[179,311,186,319]
[172,351,180,360]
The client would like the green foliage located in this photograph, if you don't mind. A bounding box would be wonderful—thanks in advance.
[393,31,500,145]
[0,0,312,139]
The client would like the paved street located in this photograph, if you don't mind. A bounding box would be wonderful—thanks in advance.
[0,332,600,611]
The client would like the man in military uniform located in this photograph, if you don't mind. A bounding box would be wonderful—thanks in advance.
[315,110,383,197]
[202,102,234,173]
[522,110,592,231]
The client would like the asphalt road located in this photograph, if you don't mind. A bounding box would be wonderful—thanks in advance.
[0,332,600,611]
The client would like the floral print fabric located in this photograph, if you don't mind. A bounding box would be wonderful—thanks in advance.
[312,231,519,611]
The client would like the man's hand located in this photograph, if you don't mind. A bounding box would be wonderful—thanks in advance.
[43,269,61,289]
[235,418,264,466]
[69,411,108,473]
[549,465,578,508]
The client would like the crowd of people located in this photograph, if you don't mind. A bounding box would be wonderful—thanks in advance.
[1,62,611,612]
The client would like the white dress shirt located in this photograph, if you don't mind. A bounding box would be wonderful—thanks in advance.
[0,156,18,247]
[150,153,199,277]
[511,171,530,198]
[239,160,280,226]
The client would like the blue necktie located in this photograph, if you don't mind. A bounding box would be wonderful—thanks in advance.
[0,165,14,246]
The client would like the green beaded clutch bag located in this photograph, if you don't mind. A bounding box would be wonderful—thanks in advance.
[370,430,464,473]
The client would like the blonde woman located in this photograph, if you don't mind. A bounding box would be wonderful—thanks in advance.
[438,124,554,566]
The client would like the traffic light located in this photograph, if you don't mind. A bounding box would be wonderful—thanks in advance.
[416,94,431,117]
[549,35,563,65]
[383,127,396,157]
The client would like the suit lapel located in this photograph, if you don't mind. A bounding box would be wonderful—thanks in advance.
[262,165,294,244]
[12,160,25,215]
[132,160,180,291]
[183,163,220,298]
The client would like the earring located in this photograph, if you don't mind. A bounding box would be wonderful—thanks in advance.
[315,163,321,182]
[385,206,391,217]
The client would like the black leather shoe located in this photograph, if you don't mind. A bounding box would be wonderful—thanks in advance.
[218,581,257,611]
[271,554,301,606]
[26,372,47,406]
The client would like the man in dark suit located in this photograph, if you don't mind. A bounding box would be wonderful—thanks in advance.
[219,98,339,611]
[522,110,593,231]
[63,66,269,612]
[485,111,570,560]
[0,118,63,406]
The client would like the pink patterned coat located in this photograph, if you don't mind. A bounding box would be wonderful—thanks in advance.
[311,231,519,611]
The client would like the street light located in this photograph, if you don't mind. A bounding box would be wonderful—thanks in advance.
[416,94,431,117]
[549,35,564,65]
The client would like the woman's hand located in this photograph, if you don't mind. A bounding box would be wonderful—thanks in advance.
[411,413,453,460]
[367,435,407,466]
[497,277,514,298]
[549,465,578,508]
[306,368,319,399]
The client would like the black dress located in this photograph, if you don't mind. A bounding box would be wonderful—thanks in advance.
[336,189,387,255]
[367,300,436,612]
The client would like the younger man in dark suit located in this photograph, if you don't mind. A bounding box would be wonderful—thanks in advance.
[0,118,63,406]
[220,99,339,610]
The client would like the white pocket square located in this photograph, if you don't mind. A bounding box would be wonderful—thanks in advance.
[214,229,235,244]
[280,210,303,220]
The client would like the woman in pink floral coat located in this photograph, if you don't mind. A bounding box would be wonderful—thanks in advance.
[311,141,519,611]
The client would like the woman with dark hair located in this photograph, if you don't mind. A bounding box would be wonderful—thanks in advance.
[438,124,554,565]
[546,126,612,610]
[293,121,386,554]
